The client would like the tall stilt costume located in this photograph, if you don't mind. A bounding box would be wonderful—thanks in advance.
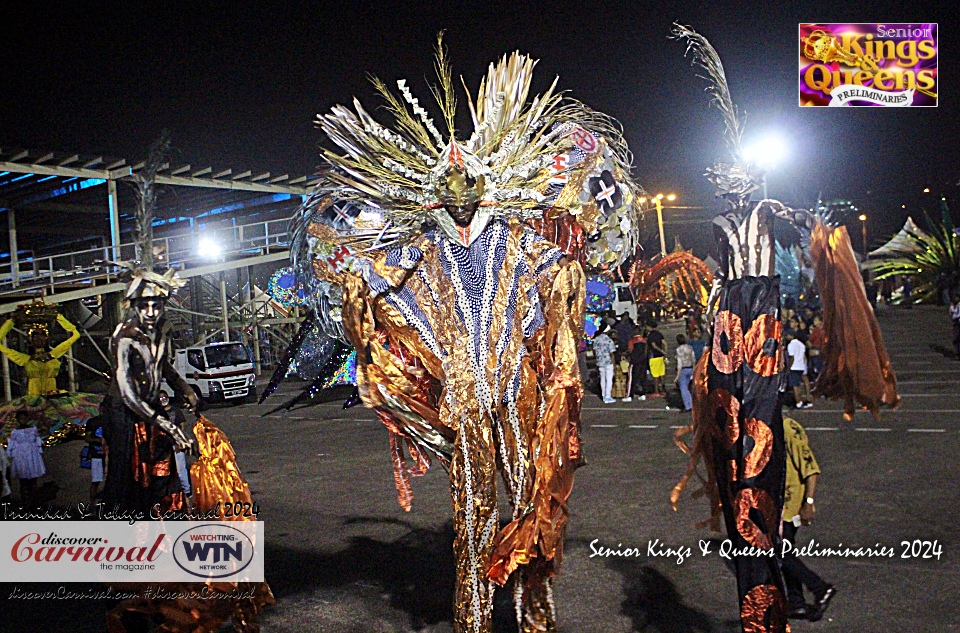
[292,38,641,633]
[0,301,102,446]
[669,25,899,633]
[100,266,199,514]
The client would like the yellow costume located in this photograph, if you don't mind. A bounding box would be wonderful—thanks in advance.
[0,312,100,446]
[0,314,80,395]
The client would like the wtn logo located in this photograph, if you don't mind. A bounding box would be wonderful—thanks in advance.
[173,524,255,579]
[181,541,243,563]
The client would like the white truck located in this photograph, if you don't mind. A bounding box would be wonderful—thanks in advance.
[172,342,257,404]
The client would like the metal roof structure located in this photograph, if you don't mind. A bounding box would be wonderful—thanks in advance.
[0,147,319,264]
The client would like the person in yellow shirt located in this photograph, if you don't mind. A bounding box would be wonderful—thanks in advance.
[782,417,835,621]
[0,305,102,446]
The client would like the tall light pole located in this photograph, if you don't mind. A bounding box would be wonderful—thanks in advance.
[858,213,868,260]
[640,193,677,257]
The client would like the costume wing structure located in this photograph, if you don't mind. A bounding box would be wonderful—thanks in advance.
[629,250,713,311]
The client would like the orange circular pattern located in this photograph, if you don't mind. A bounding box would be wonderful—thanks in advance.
[744,314,782,377]
[711,388,740,448]
[734,487,778,549]
[741,418,774,479]
[711,310,744,374]
[741,584,788,633]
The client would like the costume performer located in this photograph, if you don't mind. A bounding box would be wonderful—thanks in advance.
[100,266,199,514]
[0,301,102,445]
[292,38,641,633]
[669,25,898,633]
[107,415,275,633]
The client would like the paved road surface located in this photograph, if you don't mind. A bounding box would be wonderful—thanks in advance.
[2,304,958,632]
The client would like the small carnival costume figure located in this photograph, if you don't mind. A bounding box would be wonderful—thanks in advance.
[292,38,641,633]
[100,266,199,514]
[0,301,102,445]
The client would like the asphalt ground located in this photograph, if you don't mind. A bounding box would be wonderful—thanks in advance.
[1,304,958,632]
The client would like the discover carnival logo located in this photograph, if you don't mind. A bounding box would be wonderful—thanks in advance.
[173,524,255,579]
[799,23,937,107]
[0,521,264,583]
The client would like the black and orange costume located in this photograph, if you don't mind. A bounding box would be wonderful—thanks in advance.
[670,24,898,633]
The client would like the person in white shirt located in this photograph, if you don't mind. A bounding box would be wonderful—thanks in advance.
[593,327,617,404]
[787,331,813,408]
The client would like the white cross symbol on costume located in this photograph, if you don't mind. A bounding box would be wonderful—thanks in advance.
[332,204,354,225]
[595,180,617,208]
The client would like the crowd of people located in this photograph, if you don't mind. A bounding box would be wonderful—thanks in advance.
[589,301,831,411]
[590,311,706,410]
[1,391,197,510]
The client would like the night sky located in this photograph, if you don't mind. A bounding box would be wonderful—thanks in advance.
[0,1,954,252]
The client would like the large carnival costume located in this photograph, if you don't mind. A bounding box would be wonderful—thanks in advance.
[100,266,199,514]
[669,25,898,633]
[0,301,102,446]
[291,40,641,632]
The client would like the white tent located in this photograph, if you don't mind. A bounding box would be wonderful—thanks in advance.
[869,217,930,257]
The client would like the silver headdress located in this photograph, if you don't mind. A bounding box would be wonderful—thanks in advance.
[109,261,186,306]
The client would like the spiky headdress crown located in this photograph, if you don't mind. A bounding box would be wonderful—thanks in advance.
[13,300,60,338]
[108,261,185,306]
[308,34,639,250]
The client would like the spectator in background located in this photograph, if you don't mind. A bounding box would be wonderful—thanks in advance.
[615,313,635,355]
[593,326,617,404]
[787,331,813,409]
[6,411,46,505]
[782,416,835,621]
[880,278,894,305]
[902,276,913,308]
[808,315,825,380]
[646,321,667,397]
[688,327,706,362]
[674,334,696,412]
[950,294,960,360]
[628,323,649,399]
[159,390,193,503]
[85,415,106,508]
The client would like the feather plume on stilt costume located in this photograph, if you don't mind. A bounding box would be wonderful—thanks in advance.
[670,24,898,633]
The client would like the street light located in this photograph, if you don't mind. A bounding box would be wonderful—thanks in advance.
[858,214,868,260]
[743,135,786,199]
[639,193,678,257]
[197,237,230,342]
[198,237,222,260]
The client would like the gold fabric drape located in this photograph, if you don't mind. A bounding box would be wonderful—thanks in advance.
[107,416,274,633]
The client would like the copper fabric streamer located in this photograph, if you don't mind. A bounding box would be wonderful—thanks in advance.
[809,222,900,418]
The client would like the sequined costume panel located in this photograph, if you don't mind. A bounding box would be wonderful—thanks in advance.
[340,220,583,633]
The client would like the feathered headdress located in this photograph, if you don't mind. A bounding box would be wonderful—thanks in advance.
[107,261,186,307]
[671,24,763,200]
[294,34,642,271]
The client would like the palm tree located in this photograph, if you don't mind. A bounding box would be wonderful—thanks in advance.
[869,211,960,303]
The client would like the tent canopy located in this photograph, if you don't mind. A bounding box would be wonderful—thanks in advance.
[869,217,930,258]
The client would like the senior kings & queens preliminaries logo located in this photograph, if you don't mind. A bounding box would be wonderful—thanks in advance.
[800,23,937,107]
